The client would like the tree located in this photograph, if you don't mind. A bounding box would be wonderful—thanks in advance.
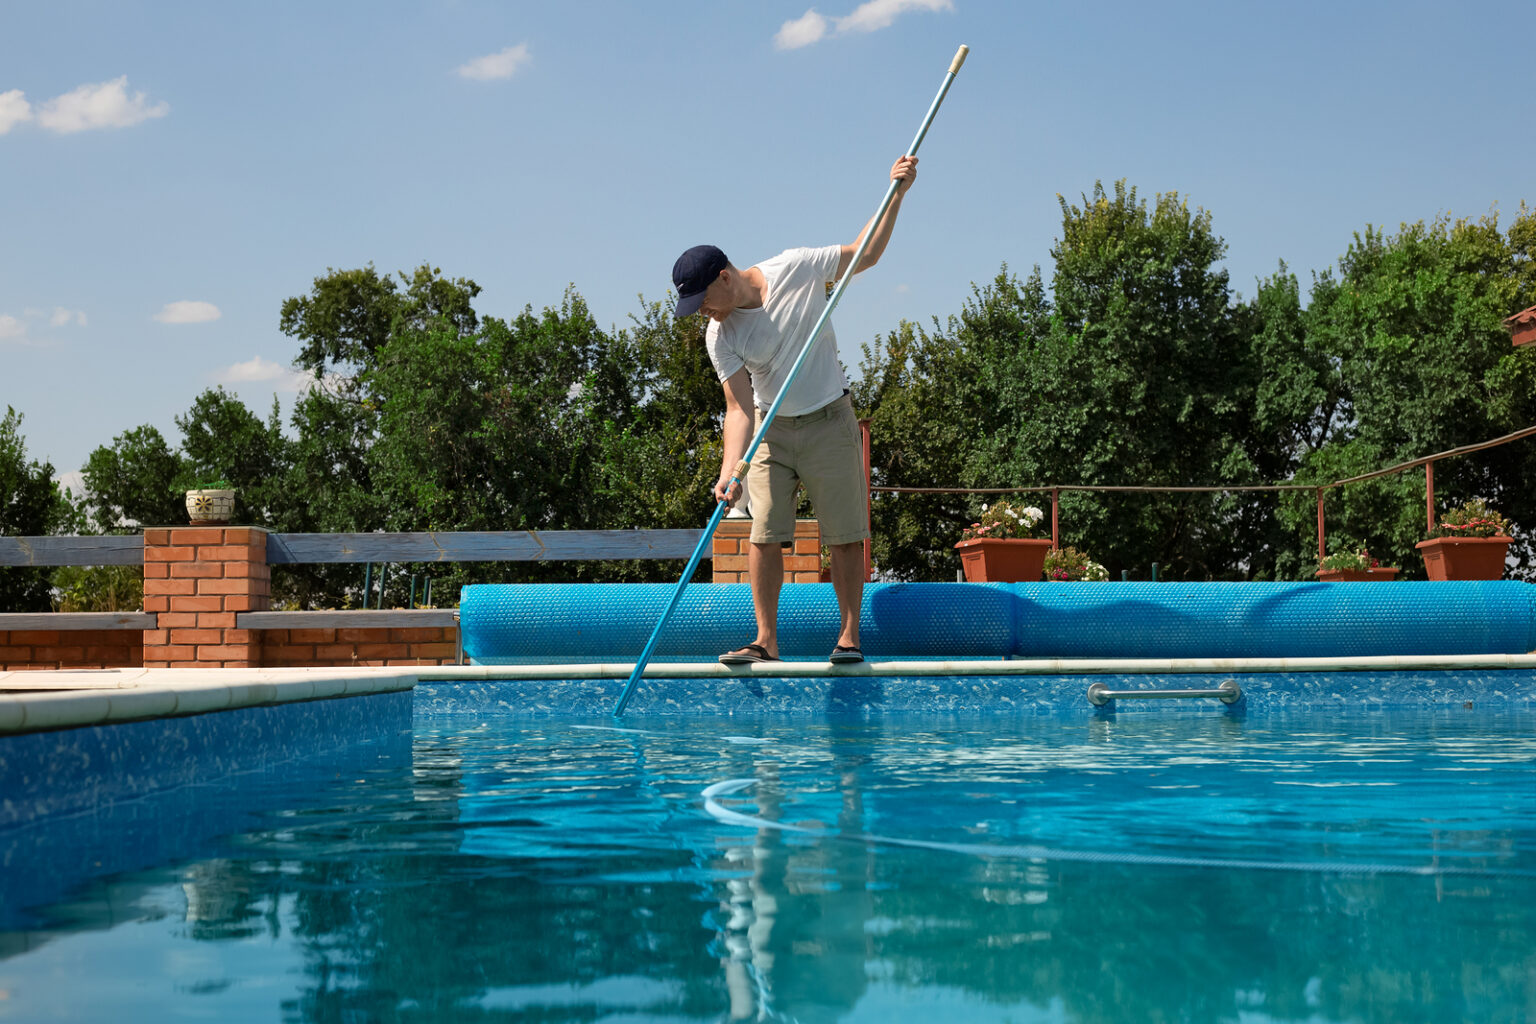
[270,265,727,603]
[361,290,723,590]
[1037,181,1266,579]
[176,387,293,528]
[272,264,484,605]
[0,408,71,610]
[80,424,185,531]
[279,263,481,377]
[858,182,1278,580]
[1282,206,1536,578]
[855,310,1001,580]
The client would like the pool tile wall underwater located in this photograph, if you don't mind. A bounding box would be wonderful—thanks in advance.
[0,716,413,930]
[411,670,1536,717]
[0,690,412,829]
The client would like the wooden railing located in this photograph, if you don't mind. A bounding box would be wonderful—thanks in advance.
[0,529,707,664]
[0,529,706,569]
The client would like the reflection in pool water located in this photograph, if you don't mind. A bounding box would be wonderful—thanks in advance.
[1,709,1532,1022]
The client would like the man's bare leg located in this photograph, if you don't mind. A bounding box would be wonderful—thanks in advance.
[742,541,785,658]
[828,540,864,649]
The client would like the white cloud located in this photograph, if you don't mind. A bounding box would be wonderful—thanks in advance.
[838,0,952,34]
[776,0,952,49]
[0,89,32,134]
[36,76,169,134]
[775,10,830,50]
[1,306,86,342]
[213,356,315,393]
[154,300,222,324]
[457,44,531,81]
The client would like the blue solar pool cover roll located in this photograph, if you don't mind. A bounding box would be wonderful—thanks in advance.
[459,582,1017,662]
[458,580,1536,663]
[1011,581,1536,658]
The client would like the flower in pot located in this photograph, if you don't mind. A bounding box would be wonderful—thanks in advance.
[185,478,236,525]
[954,498,1051,582]
[1044,546,1109,582]
[1315,546,1397,582]
[1415,497,1512,581]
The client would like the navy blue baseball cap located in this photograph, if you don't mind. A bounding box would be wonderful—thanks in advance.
[672,245,729,318]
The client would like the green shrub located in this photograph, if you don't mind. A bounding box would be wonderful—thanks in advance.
[51,565,143,612]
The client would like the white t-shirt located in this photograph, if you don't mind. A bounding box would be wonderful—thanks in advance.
[704,245,849,416]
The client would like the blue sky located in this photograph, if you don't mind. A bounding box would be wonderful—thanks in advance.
[3,0,1533,494]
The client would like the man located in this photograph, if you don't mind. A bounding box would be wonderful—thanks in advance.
[671,155,918,665]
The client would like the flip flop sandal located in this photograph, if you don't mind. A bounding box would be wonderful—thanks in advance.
[829,644,864,664]
[720,643,779,665]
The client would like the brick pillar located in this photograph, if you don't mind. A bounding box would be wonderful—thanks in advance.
[142,527,270,668]
[712,518,822,583]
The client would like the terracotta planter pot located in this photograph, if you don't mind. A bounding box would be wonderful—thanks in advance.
[1415,535,1512,581]
[1315,567,1399,582]
[954,538,1053,583]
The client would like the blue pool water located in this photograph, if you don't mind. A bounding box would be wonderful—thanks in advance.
[1,704,1534,1022]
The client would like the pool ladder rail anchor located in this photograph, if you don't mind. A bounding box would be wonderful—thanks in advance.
[1087,679,1242,707]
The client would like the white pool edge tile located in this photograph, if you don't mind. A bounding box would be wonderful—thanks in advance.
[0,667,418,735]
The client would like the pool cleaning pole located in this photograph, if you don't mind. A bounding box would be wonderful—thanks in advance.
[613,44,970,718]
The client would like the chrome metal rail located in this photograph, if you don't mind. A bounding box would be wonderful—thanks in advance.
[1087,679,1242,706]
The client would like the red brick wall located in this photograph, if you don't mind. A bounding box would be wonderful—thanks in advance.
[0,626,454,670]
[0,629,143,670]
[713,519,822,584]
[259,627,457,667]
[143,527,269,668]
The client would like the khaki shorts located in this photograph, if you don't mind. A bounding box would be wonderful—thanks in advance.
[748,393,870,546]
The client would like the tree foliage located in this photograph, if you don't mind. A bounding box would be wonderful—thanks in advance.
[860,182,1289,580]
[74,265,725,607]
[857,187,1536,581]
[81,424,185,531]
[1276,207,1536,577]
[41,192,1536,605]
[0,408,72,610]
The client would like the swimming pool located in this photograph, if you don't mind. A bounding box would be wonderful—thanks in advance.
[2,698,1532,1022]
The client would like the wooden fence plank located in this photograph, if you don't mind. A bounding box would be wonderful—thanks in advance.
[0,536,143,567]
[1,529,709,567]
[265,529,706,564]
[0,612,156,630]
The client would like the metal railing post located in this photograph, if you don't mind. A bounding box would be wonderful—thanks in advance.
[1426,460,1436,532]
[1317,488,1326,562]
